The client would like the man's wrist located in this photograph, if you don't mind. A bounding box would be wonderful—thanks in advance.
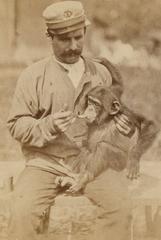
[39,115,60,142]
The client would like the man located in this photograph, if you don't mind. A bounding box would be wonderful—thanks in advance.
[7,1,134,240]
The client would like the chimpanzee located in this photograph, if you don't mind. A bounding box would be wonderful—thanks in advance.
[56,85,158,193]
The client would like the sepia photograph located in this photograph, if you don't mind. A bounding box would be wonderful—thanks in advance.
[0,0,161,239]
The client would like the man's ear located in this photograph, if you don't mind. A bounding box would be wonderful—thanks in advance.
[109,100,121,115]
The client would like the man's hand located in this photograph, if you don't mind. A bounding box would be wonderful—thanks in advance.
[52,104,73,133]
[114,113,135,137]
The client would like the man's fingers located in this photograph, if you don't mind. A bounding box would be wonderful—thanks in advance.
[54,110,72,119]
[115,117,131,130]
[52,108,76,133]
[114,114,136,136]
[55,119,72,127]
[53,116,75,132]
[115,114,133,125]
[116,122,131,131]
[58,121,73,132]
[115,123,131,134]
[114,115,130,125]
[55,115,74,126]
[120,114,132,122]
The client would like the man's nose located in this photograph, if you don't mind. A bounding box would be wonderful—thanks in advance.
[70,39,77,50]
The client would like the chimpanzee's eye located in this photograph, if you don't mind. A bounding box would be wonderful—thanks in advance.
[93,102,101,107]
[88,99,101,108]
[87,100,102,114]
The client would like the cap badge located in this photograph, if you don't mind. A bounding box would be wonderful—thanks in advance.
[64,10,72,18]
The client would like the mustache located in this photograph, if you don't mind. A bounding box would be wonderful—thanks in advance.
[62,49,82,57]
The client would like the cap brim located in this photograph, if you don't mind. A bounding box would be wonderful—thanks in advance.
[48,18,91,35]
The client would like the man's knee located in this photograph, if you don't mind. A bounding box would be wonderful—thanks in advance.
[84,170,129,207]
[12,191,49,234]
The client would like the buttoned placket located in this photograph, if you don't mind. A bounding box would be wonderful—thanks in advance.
[51,56,93,116]
[73,57,94,115]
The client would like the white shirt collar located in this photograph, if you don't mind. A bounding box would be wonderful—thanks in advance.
[53,55,85,88]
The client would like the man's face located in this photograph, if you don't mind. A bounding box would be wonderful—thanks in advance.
[52,28,85,64]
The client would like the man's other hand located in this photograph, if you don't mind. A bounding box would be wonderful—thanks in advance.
[114,113,135,137]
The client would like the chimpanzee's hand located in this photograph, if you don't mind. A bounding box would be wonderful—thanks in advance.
[114,113,135,137]
[66,173,89,194]
[55,176,77,188]
[66,181,84,194]
[126,158,140,180]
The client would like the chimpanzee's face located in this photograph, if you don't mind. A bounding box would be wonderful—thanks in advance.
[79,96,102,124]
[78,86,121,125]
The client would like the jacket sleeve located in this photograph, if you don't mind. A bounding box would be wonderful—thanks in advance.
[7,69,58,148]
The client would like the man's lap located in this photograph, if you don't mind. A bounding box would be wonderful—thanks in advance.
[84,168,130,211]
[9,165,131,240]
[13,166,130,211]
[13,166,58,206]
[8,166,59,238]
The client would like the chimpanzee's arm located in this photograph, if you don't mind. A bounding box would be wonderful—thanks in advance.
[130,118,158,160]
[66,142,113,193]
[83,142,109,181]
[126,117,158,180]
[78,140,126,182]
[70,142,110,183]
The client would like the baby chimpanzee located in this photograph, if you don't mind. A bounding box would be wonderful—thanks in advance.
[56,85,158,193]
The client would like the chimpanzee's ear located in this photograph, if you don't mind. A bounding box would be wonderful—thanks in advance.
[109,100,121,115]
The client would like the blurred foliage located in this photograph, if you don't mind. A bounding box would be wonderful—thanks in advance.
[81,0,161,42]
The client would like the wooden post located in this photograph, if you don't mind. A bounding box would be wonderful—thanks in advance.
[145,205,154,237]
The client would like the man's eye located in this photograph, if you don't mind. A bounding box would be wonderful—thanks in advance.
[75,36,82,40]
[60,38,68,42]
[58,36,69,42]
